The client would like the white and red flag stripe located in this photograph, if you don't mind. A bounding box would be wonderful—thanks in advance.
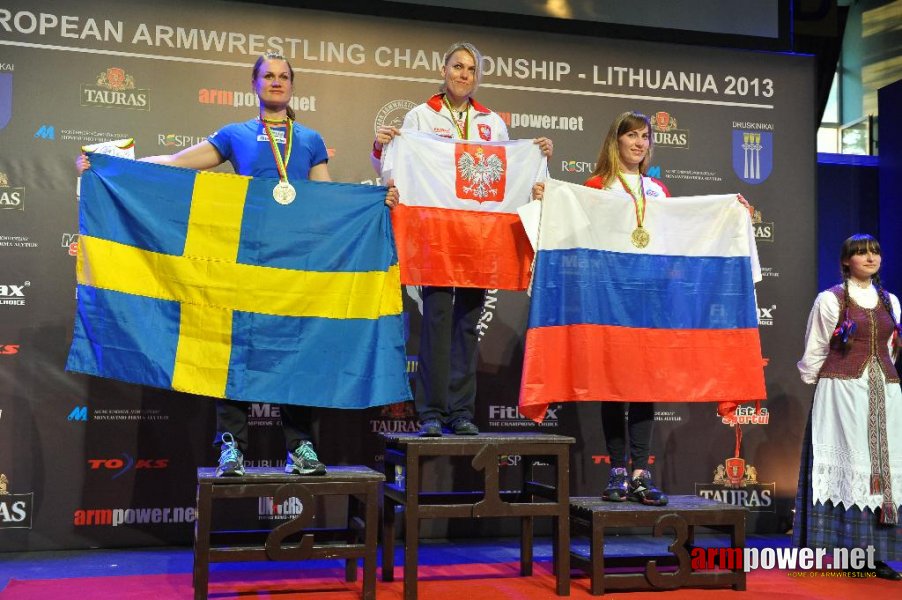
[382,130,546,290]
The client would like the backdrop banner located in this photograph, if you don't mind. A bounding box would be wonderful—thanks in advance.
[0,0,815,549]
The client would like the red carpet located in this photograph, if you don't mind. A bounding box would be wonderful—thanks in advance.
[2,562,896,599]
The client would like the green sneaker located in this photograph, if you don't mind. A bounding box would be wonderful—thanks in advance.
[216,433,245,477]
[285,441,326,476]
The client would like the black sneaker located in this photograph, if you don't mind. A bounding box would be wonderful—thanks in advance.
[628,470,668,506]
[451,418,479,435]
[418,418,443,437]
[285,441,327,476]
[216,433,245,477]
[602,467,629,502]
[874,560,902,581]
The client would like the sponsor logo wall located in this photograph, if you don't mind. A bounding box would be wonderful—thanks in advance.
[0,0,815,549]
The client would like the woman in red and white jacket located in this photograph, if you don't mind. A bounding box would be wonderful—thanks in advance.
[371,41,552,438]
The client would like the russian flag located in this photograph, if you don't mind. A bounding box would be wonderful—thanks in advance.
[382,130,546,290]
[519,178,766,422]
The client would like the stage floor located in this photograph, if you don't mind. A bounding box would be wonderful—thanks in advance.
[2,534,900,597]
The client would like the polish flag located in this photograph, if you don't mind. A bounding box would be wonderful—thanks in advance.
[519,178,766,422]
[381,130,546,290]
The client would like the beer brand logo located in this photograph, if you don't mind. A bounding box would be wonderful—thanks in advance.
[0,474,34,529]
[695,456,775,512]
[455,144,505,202]
[653,111,674,130]
[752,209,774,242]
[732,130,773,184]
[651,111,689,149]
[370,401,418,434]
[98,67,134,91]
[381,401,416,419]
[82,68,149,111]
[723,456,748,487]
[0,172,24,211]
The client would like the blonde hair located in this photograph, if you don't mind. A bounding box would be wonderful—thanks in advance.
[589,111,654,184]
[439,41,483,94]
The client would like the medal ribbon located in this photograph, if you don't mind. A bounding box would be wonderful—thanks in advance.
[443,95,469,139]
[617,172,647,229]
[262,118,293,182]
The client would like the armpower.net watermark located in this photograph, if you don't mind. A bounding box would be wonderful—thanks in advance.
[693,545,878,577]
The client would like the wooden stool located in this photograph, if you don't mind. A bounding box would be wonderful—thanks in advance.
[381,432,574,600]
[569,495,747,595]
[193,466,383,600]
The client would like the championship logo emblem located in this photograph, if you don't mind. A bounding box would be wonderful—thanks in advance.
[732,130,773,184]
[455,144,506,202]
[373,100,417,135]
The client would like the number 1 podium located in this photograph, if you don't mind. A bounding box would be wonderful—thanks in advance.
[380,432,575,600]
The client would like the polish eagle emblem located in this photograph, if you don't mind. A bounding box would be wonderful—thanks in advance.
[457,147,504,200]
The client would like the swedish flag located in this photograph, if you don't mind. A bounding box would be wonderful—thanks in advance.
[67,154,411,408]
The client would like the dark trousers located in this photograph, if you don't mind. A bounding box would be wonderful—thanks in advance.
[601,401,654,471]
[214,398,313,453]
[415,286,485,423]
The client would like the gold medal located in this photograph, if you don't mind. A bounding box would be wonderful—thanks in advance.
[273,181,296,205]
[618,172,650,250]
[631,226,650,248]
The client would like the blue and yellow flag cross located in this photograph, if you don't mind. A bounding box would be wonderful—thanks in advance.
[68,154,411,408]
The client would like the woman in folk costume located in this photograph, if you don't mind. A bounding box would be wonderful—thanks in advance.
[372,41,552,437]
[795,233,902,580]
